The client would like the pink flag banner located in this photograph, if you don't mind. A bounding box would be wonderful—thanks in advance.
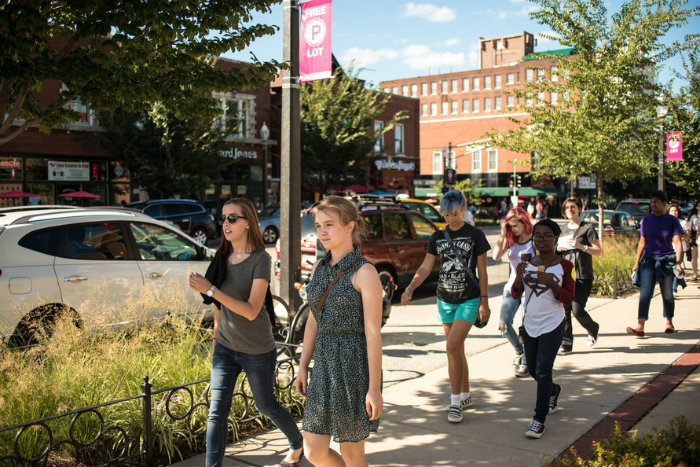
[300,0,332,82]
[666,131,683,161]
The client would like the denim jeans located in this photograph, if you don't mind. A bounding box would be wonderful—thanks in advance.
[638,253,675,321]
[499,289,526,365]
[206,344,303,467]
[522,319,564,423]
[561,279,599,350]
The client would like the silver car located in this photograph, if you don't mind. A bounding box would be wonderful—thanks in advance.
[0,207,215,347]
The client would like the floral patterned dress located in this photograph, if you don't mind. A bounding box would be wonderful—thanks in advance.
[302,248,380,442]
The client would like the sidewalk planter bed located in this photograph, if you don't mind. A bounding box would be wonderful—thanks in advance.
[550,416,700,467]
[0,318,303,466]
[591,238,637,298]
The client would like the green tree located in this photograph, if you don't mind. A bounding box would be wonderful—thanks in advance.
[97,103,223,199]
[432,178,483,206]
[489,0,698,234]
[666,46,700,197]
[0,0,280,146]
[300,67,407,193]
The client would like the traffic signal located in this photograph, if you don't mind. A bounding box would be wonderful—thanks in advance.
[516,175,522,188]
[509,178,514,188]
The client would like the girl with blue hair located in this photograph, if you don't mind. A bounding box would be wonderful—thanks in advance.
[401,190,491,423]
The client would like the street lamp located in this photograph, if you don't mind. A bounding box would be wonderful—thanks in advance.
[656,99,669,192]
[442,142,453,193]
[260,122,270,206]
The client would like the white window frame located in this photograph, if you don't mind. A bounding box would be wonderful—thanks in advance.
[484,97,491,112]
[551,66,559,82]
[462,78,469,92]
[430,102,437,116]
[506,73,515,85]
[441,80,448,94]
[441,101,448,115]
[472,150,482,172]
[433,151,443,174]
[402,85,409,96]
[421,83,428,96]
[462,99,469,113]
[506,95,515,107]
[472,98,480,113]
[494,96,502,111]
[484,75,491,90]
[411,84,418,97]
[526,69,534,82]
[451,100,458,114]
[472,76,480,91]
[394,124,404,154]
[392,86,398,94]
[494,74,502,89]
[374,121,384,153]
[550,92,558,105]
[451,79,458,93]
[537,68,544,82]
[487,149,498,172]
[421,103,428,116]
[431,82,437,95]
[537,91,545,106]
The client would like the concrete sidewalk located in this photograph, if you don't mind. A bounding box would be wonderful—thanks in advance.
[173,283,700,467]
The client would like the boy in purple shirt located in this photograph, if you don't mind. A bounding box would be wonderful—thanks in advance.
[627,191,685,337]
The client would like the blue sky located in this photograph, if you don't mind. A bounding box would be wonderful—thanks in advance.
[227,0,699,90]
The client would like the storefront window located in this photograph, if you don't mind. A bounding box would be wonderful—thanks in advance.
[235,164,251,181]
[25,158,49,181]
[250,165,263,182]
[24,182,53,205]
[0,157,22,181]
[109,161,129,182]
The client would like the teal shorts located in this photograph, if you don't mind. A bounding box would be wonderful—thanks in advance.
[437,297,480,324]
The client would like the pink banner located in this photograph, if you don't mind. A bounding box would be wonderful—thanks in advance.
[300,0,332,82]
[666,131,683,161]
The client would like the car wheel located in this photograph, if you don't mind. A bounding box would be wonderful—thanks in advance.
[263,227,279,244]
[192,227,208,245]
[8,304,82,349]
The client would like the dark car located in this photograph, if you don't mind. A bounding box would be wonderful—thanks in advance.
[615,199,650,224]
[126,199,218,245]
[580,210,639,237]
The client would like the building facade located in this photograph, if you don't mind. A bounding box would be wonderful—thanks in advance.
[380,31,570,198]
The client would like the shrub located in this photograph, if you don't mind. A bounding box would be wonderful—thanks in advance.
[549,417,700,467]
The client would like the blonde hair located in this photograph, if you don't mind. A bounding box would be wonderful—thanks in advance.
[217,198,265,256]
[314,196,365,244]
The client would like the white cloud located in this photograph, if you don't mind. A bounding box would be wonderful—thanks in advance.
[403,2,456,23]
[466,43,479,69]
[340,47,399,67]
[487,4,538,19]
[402,44,465,69]
[439,38,461,47]
[536,30,561,47]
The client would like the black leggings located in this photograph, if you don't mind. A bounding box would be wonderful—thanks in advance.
[561,279,599,349]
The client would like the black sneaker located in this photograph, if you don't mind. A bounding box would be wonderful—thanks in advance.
[548,383,561,414]
[526,419,545,438]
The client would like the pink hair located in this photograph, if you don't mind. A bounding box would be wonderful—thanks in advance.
[504,207,533,247]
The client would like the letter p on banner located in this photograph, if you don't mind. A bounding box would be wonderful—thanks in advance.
[300,0,332,82]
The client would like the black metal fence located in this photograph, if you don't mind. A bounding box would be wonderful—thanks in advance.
[592,265,635,299]
[0,355,300,467]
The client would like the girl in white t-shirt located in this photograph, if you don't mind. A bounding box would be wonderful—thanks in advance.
[688,202,699,281]
[511,219,575,439]
[492,207,534,377]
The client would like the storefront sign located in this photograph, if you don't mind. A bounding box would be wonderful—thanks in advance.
[48,161,89,181]
[0,159,21,169]
[218,148,258,160]
[300,0,332,82]
[374,160,415,171]
[577,176,596,190]
[666,131,682,161]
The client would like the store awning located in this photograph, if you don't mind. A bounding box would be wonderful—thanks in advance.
[475,187,562,197]
[414,188,439,197]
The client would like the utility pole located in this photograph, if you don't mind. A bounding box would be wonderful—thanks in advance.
[280,0,301,311]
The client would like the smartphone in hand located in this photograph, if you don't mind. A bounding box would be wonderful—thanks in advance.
[521,253,533,262]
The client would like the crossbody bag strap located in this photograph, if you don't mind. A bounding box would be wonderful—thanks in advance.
[442,229,479,287]
[316,257,364,318]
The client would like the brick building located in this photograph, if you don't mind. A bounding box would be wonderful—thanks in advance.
[380,31,571,199]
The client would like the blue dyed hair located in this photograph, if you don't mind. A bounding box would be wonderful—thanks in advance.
[440,190,466,215]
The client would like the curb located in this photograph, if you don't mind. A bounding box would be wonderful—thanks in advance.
[555,341,700,463]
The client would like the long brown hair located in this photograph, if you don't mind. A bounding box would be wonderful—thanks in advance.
[217,198,265,256]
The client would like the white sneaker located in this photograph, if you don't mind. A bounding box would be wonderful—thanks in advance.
[526,419,545,438]
[461,396,473,410]
[448,405,463,423]
[587,335,597,347]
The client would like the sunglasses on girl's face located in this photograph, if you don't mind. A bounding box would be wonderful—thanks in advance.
[218,214,247,225]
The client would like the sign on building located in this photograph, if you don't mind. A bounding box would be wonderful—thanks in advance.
[48,161,89,181]
[300,0,332,82]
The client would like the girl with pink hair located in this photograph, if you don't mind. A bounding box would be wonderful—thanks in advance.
[492,207,534,377]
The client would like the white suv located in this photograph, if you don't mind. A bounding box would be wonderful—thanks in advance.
[0,206,215,347]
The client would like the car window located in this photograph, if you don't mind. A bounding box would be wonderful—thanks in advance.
[408,213,436,239]
[130,222,199,261]
[363,214,383,240]
[621,214,635,227]
[617,203,650,216]
[19,227,62,256]
[383,213,412,240]
[60,222,129,260]
[611,214,621,226]
[163,203,189,216]
[403,201,443,223]
[143,204,164,218]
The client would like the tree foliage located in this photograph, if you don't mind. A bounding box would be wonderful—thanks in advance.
[300,68,408,193]
[666,45,700,196]
[97,104,223,199]
[488,0,698,232]
[0,0,281,146]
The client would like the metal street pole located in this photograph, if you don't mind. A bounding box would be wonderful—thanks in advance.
[658,121,665,192]
[513,158,518,198]
[260,122,270,206]
[280,0,301,311]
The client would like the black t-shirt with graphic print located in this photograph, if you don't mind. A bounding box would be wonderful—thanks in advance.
[427,223,491,304]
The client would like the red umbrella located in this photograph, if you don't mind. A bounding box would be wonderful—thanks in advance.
[345,184,368,194]
[0,190,41,198]
[58,190,101,199]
